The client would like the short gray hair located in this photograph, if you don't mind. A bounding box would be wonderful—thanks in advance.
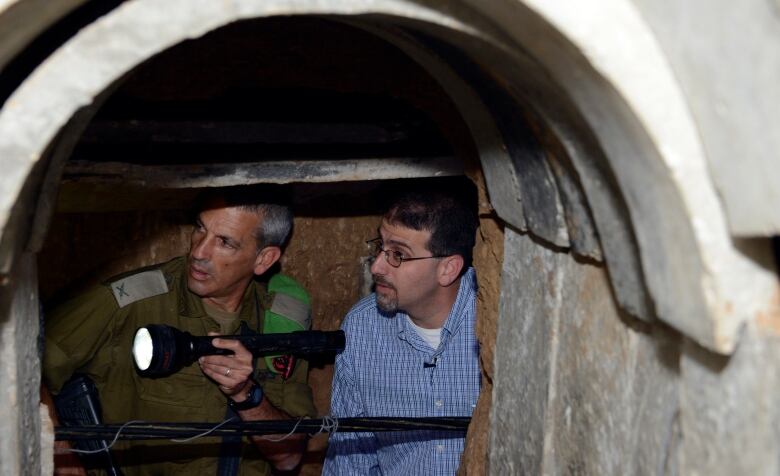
[240,203,293,249]
[197,185,294,250]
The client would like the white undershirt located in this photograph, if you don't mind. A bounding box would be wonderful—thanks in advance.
[406,316,443,350]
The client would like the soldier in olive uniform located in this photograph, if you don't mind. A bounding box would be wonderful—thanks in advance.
[43,187,316,475]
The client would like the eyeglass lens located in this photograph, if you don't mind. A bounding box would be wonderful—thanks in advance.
[368,239,402,267]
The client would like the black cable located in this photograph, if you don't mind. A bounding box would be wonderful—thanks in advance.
[56,416,471,441]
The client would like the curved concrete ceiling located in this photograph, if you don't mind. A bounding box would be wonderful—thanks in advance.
[0,0,776,356]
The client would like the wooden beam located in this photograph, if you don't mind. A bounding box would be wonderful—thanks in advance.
[61,157,463,188]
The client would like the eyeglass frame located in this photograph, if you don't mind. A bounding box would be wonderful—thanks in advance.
[366,237,449,268]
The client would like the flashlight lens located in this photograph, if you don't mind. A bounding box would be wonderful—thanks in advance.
[133,327,154,371]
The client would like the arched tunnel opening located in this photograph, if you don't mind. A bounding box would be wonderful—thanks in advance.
[2,3,779,475]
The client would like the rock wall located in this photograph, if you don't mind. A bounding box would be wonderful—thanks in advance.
[680,320,780,474]
[0,253,42,475]
[490,229,681,474]
[489,227,780,475]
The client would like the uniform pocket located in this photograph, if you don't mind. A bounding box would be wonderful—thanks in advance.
[136,365,207,410]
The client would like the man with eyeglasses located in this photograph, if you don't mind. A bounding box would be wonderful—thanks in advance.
[324,179,481,475]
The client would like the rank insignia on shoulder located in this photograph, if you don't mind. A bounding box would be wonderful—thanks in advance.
[110,270,168,308]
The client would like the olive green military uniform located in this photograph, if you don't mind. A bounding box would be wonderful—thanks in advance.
[44,257,316,476]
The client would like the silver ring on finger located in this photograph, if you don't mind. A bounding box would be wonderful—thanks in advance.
[225,367,231,376]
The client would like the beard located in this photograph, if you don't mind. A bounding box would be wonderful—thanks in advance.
[376,290,398,313]
[374,276,399,314]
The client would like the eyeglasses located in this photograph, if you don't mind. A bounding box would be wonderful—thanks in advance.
[366,238,448,268]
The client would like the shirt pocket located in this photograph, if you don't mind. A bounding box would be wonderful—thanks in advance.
[135,365,207,411]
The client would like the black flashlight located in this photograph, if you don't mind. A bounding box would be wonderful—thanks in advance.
[132,324,345,378]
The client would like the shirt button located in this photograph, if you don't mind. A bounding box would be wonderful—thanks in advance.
[435,399,443,407]
[436,444,445,453]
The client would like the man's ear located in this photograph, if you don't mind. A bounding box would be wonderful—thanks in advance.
[438,254,464,287]
[253,246,282,276]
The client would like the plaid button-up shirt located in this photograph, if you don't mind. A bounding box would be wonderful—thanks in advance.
[324,268,481,475]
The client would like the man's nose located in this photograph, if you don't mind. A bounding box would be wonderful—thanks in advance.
[191,235,212,260]
[369,252,387,275]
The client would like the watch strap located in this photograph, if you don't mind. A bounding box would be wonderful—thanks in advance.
[228,382,264,411]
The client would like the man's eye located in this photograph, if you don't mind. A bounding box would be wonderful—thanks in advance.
[219,238,235,249]
[391,250,406,261]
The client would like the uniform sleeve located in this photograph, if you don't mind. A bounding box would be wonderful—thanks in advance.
[323,313,380,475]
[43,285,120,393]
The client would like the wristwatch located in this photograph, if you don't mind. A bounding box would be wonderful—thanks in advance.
[228,382,264,411]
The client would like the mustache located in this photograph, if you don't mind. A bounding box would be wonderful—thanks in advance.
[189,257,213,274]
[373,275,395,290]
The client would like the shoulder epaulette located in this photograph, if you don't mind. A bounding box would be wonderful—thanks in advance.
[109,269,169,308]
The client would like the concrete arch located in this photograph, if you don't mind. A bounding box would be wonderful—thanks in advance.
[1,0,773,352]
[1,0,778,473]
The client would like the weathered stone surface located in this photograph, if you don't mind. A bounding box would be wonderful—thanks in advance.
[485,95,569,248]
[60,156,462,188]
[680,319,780,475]
[0,253,41,475]
[464,0,779,353]
[0,0,86,71]
[631,0,780,236]
[543,141,602,262]
[489,230,558,474]
[489,229,680,474]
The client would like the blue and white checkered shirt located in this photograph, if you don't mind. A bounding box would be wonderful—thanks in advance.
[324,268,481,475]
